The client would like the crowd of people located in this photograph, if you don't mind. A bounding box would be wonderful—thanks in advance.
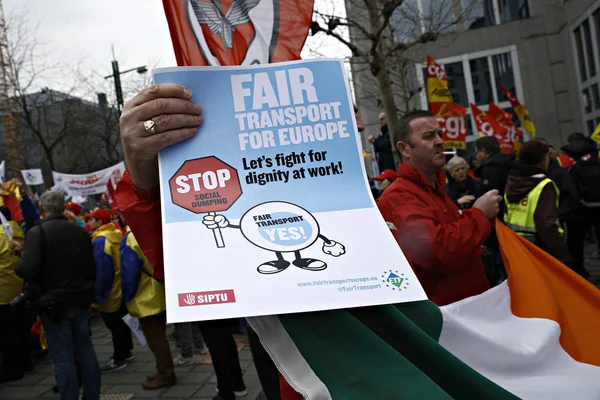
[1,82,599,400]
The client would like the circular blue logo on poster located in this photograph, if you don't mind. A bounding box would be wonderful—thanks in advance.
[258,212,313,247]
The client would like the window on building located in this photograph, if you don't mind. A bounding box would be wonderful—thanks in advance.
[573,5,600,135]
[417,46,522,139]
[464,0,531,30]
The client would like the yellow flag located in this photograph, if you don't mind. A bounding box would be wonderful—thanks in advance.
[592,124,600,144]
[501,85,536,136]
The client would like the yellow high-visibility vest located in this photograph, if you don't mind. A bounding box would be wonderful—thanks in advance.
[504,178,564,241]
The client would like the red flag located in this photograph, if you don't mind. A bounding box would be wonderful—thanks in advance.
[487,102,522,154]
[470,104,511,153]
[426,55,467,149]
[163,0,314,66]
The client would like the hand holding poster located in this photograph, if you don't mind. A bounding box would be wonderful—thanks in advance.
[156,59,426,322]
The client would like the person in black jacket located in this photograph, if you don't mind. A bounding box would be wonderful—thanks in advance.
[565,138,600,278]
[472,136,517,285]
[445,156,482,209]
[368,113,397,172]
[536,138,580,222]
[13,191,100,400]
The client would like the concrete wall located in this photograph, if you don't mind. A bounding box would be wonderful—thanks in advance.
[345,0,600,152]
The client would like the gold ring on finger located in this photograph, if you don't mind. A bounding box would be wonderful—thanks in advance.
[143,120,156,134]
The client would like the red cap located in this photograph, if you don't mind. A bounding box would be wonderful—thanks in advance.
[65,202,82,216]
[374,170,397,181]
[86,209,112,224]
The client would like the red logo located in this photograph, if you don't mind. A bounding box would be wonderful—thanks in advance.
[169,156,242,214]
[191,0,260,65]
[178,289,236,307]
[70,177,100,185]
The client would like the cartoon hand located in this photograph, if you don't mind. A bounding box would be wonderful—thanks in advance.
[202,214,229,229]
[323,240,345,257]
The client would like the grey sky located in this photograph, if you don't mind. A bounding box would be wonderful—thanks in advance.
[4,0,350,101]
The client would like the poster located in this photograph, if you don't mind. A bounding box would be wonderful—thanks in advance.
[21,169,44,186]
[52,162,125,197]
[155,59,426,322]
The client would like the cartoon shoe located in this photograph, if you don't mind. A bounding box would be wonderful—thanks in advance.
[292,258,327,271]
[257,260,291,274]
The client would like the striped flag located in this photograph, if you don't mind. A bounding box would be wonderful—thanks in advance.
[426,56,467,150]
[500,85,536,137]
[249,221,600,399]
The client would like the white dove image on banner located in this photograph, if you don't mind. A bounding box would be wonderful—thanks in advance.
[52,162,125,197]
[20,169,44,186]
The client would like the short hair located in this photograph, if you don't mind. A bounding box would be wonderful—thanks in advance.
[567,132,586,143]
[392,109,435,146]
[519,139,549,166]
[475,136,500,155]
[0,206,11,221]
[40,191,65,215]
[447,156,468,172]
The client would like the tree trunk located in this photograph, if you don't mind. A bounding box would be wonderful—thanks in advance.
[373,56,401,165]
[364,0,402,166]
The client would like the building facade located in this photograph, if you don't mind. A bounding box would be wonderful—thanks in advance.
[347,0,600,161]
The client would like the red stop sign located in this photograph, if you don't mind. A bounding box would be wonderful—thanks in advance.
[169,156,242,214]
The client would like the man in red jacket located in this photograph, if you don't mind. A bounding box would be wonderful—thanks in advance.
[377,110,502,306]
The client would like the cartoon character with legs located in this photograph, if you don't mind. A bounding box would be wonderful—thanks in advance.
[202,201,345,274]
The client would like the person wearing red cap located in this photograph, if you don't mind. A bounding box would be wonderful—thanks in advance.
[373,169,397,195]
[64,203,86,229]
[88,209,133,373]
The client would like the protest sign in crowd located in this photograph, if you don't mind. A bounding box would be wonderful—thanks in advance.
[2,1,600,400]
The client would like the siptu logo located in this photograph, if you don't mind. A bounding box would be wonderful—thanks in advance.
[381,269,410,291]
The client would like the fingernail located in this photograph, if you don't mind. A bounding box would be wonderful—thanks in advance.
[184,88,193,98]
[194,104,202,114]
[196,116,204,124]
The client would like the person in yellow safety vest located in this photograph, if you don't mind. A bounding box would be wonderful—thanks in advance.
[120,226,175,390]
[88,208,134,374]
[0,208,30,383]
[504,140,574,267]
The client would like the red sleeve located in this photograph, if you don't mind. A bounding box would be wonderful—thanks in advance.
[381,193,491,268]
[114,171,165,280]
[280,374,303,400]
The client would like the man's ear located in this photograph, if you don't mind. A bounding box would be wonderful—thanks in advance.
[397,141,411,160]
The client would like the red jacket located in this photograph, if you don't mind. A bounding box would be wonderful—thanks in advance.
[377,164,491,306]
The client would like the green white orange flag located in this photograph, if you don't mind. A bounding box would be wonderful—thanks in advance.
[249,221,600,399]
[426,56,467,150]
[501,85,536,136]
[488,102,523,154]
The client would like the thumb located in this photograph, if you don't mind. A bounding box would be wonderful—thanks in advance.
[485,189,499,197]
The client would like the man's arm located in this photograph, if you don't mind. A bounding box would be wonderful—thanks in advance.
[115,171,164,279]
[93,237,115,304]
[383,194,491,268]
[534,185,572,264]
[15,226,44,280]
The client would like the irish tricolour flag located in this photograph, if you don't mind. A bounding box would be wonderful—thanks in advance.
[249,221,600,399]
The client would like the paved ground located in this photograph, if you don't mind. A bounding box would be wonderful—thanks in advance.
[0,321,266,400]
[1,244,599,400]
